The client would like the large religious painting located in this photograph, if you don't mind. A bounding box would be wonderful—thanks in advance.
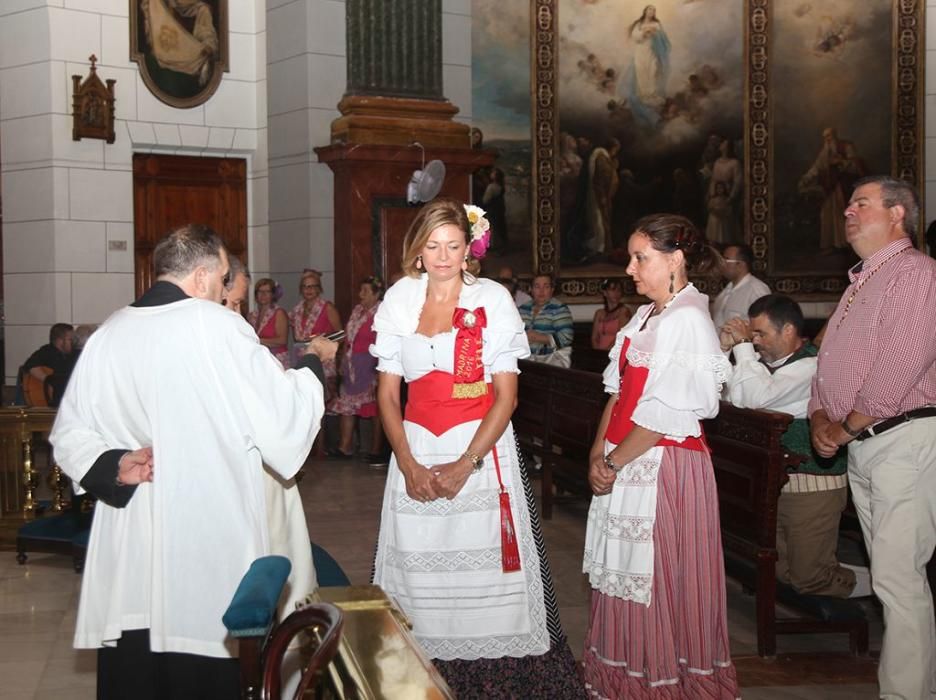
[758,0,923,294]
[471,1,533,277]
[130,0,229,109]
[531,0,924,301]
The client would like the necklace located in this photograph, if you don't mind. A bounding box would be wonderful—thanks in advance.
[835,247,909,329]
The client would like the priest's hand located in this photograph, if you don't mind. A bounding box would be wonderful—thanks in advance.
[117,446,153,486]
[304,336,338,363]
[400,461,439,503]
[429,458,473,500]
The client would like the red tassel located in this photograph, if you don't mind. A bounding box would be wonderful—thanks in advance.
[499,489,521,572]
[490,446,521,573]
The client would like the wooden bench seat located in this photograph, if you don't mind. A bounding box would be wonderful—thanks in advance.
[703,403,868,657]
[515,361,870,657]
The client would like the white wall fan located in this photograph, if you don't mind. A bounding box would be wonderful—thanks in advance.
[406,142,446,204]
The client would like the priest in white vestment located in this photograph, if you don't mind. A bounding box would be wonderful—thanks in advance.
[49,225,331,699]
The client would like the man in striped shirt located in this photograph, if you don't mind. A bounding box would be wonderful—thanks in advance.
[724,294,869,599]
[809,175,936,699]
[518,274,574,364]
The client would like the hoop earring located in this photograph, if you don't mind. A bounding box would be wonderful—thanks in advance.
[462,256,469,271]
[416,255,422,270]
[669,272,675,294]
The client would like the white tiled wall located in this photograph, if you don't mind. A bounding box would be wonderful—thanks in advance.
[266,0,345,312]
[264,0,475,313]
[0,2,269,382]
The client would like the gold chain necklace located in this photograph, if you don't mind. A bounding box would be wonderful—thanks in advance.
[835,247,909,329]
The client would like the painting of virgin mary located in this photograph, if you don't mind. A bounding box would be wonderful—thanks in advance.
[623,5,672,127]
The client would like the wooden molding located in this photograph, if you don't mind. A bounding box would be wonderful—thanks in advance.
[331,95,470,148]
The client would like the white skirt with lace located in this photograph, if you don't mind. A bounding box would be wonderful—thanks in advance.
[372,418,550,661]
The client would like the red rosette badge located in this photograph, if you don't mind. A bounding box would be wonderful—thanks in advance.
[451,307,487,399]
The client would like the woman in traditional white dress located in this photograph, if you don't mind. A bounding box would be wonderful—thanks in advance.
[370,198,584,698]
[582,214,739,698]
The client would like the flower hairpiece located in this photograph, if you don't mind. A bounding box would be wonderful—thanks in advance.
[464,204,492,260]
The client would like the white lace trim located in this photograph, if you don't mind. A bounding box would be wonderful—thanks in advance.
[626,346,732,387]
[615,455,662,486]
[582,560,652,605]
[393,488,501,516]
[600,514,654,542]
[375,431,550,661]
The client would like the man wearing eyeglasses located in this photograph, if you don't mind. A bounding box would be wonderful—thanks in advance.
[711,243,771,332]
[49,224,332,699]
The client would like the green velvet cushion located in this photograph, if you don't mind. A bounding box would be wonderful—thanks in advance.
[222,556,292,638]
[18,512,87,542]
[311,542,350,587]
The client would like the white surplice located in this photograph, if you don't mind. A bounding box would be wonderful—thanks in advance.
[50,297,324,658]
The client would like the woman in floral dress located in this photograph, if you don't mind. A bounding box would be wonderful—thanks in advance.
[247,277,289,368]
[333,276,383,459]
[289,269,342,399]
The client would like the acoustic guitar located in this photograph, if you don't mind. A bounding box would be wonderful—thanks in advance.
[22,366,53,407]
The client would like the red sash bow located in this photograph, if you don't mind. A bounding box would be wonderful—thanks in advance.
[452,307,487,399]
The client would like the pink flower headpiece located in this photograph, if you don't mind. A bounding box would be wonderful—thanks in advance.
[464,204,492,260]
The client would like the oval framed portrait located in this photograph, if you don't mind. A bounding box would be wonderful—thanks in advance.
[130,0,229,109]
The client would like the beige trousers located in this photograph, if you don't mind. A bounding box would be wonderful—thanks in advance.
[776,486,855,597]
[849,417,936,700]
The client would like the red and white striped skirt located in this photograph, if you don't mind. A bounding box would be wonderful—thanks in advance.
[583,446,739,699]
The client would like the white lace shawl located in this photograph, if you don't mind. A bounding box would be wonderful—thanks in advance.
[601,284,730,441]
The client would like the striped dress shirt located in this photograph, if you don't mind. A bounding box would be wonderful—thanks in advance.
[808,237,936,423]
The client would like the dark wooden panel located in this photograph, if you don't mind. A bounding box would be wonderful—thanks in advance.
[133,154,247,298]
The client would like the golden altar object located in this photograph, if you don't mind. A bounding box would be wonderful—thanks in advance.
[0,408,59,517]
[310,585,454,699]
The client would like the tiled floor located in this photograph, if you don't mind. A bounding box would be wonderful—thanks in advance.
[1,454,882,698]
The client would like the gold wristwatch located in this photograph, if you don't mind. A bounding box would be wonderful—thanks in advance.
[463,451,484,472]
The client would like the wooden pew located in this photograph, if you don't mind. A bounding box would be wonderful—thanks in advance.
[516,360,604,519]
[515,363,869,657]
[703,403,868,658]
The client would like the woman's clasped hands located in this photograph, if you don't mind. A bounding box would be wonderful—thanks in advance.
[588,448,617,496]
[401,456,473,502]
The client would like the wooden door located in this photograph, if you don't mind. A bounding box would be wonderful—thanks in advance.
[132,154,247,298]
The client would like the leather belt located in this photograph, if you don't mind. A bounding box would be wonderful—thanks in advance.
[854,406,936,442]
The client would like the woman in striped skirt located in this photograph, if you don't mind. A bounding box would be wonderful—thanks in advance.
[582,214,739,698]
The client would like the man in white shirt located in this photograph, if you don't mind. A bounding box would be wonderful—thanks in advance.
[50,225,334,699]
[723,294,869,598]
[497,265,532,307]
[711,243,771,330]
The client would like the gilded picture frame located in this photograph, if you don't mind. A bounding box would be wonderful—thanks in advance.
[130,0,229,109]
[531,0,924,301]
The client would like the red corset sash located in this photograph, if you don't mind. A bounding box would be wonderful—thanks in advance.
[405,371,493,436]
[605,338,707,452]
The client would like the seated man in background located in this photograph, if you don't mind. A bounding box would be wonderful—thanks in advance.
[23,323,75,406]
[723,294,870,598]
[497,265,532,307]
